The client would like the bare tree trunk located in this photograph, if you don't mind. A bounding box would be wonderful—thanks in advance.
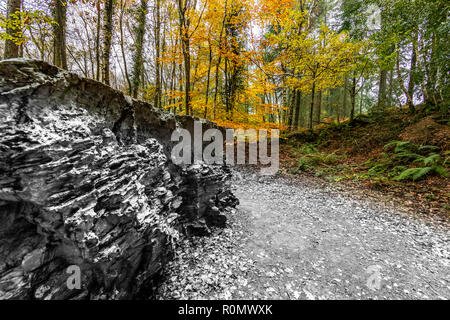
[102,0,115,85]
[53,0,67,69]
[119,0,131,94]
[95,1,101,81]
[131,0,148,98]
[78,8,95,76]
[4,0,21,59]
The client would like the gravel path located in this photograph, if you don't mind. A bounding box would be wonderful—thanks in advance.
[157,169,450,300]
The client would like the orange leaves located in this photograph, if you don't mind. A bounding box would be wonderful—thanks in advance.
[256,0,296,27]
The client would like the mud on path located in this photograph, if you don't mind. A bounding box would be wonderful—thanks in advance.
[157,169,450,300]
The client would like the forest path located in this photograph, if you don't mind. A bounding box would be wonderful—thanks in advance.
[157,169,450,300]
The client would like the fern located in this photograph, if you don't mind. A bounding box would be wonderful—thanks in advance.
[433,165,449,177]
[394,167,433,181]
[383,141,448,181]
[393,151,423,162]
[444,151,450,165]
[368,164,387,175]
[384,141,418,153]
[414,153,441,166]
[298,144,317,154]
[394,165,448,181]
[388,165,406,177]
[418,145,440,152]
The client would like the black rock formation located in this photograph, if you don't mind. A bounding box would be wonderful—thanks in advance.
[0,59,238,299]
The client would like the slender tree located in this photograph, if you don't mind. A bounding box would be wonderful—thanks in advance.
[119,0,131,93]
[52,0,68,69]
[102,0,115,85]
[177,0,191,115]
[95,0,101,81]
[130,0,148,98]
[212,0,228,120]
[154,0,162,108]
[3,0,21,59]
[406,30,418,113]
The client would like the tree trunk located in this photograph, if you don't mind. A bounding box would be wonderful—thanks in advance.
[204,37,213,119]
[350,76,356,120]
[178,62,183,114]
[212,53,223,120]
[293,91,302,130]
[177,0,195,116]
[287,89,296,128]
[102,0,115,85]
[131,0,148,98]
[316,91,322,125]
[407,31,418,114]
[4,0,21,59]
[377,70,387,109]
[182,41,191,115]
[396,41,416,115]
[95,1,101,81]
[212,0,228,120]
[360,87,364,115]
[53,0,67,69]
[342,76,348,118]
[281,64,287,126]
[119,0,131,94]
[224,58,229,116]
[309,82,315,129]
[154,0,161,109]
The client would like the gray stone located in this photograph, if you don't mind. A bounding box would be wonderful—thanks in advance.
[0,59,238,299]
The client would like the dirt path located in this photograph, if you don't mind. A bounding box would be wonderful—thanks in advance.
[157,170,450,300]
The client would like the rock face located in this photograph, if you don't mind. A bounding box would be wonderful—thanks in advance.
[0,59,238,299]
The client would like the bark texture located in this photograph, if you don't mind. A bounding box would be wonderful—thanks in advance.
[102,0,114,85]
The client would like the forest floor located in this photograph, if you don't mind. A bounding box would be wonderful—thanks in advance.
[280,107,450,217]
[156,168,450,300]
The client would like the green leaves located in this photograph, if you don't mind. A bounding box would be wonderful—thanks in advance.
[393,167,431,181]
[381,140,448,181]
[0,10,55,45]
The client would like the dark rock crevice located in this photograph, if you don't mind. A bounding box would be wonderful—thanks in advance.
[0,59,238,299]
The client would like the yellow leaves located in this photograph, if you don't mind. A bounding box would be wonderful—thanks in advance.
[153,0,365,130]
[274,18,363,94]
[256,0,297,29]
